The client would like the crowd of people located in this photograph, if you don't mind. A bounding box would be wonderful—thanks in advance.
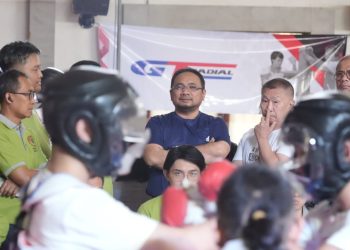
[0,39,349,250]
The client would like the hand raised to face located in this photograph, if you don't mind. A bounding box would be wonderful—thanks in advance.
[255,101,277,140]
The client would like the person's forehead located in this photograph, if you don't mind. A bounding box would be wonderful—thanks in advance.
[174,72,201,84]
[337,58,350,70]
[170,159,200,171]
[262,87,292,99]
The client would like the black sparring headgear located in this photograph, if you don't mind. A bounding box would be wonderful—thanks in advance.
[42,67,140,177]
[282,92,350,201]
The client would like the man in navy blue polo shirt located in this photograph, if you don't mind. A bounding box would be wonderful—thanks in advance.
[144,68,231,197]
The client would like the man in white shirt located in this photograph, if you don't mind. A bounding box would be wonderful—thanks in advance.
[233,78,294,167]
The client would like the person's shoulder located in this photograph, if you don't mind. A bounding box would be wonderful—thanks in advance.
[242,128,255,138]
[199,112,224,123]
[138,195,162,212]
[0,121,10,134]
[148,112,175,122]
[199,112,214,119]
[138,195,162,220]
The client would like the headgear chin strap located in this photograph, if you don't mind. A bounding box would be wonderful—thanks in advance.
[43,67,145,177]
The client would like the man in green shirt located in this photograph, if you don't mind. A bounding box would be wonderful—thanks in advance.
[0,70,47,244]
[0,41,51,160]
[138,145,205,220]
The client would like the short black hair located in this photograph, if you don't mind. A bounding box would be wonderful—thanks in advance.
[217,165,293,249]
[70,60,101,69]
[163,145,205,172]
[262,78,294,97]
[270,51,284,60]
[0,41,40,72]
[170,68,205,89]
[0,70,27,103]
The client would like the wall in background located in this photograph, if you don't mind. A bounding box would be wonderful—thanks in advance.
[0,0,349,141]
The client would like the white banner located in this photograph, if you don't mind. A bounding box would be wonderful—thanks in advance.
[98,24,347,114]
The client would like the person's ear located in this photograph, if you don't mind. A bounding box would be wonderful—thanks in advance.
[163,170,170,181]
[290,99,295,107]
[76,118,92,144]
[201,88,207,99]
[5,93,13,104]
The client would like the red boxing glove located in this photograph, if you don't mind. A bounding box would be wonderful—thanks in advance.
[199,160,237,201]
[161,187,188,227]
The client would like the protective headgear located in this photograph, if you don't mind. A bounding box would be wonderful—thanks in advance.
[282,91,350,201]
[42,67,146,177]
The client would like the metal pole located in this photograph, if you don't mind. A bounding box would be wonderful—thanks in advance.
[114,0,122,71]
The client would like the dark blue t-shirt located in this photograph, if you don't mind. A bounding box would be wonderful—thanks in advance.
[146,111,230,196]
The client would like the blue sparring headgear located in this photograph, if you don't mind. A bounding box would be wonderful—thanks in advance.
[42,67,145,177]
[282,91,350,201]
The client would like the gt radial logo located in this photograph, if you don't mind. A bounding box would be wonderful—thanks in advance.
[131,60,237,80]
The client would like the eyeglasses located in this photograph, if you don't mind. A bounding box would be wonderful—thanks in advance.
[171,84,203,92]
[335,70,350,81]
[170,169,200,180]
[11,91,36,100]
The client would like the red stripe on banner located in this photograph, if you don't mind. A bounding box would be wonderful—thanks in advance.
[273,34,324,87]
[167,61,237,72]
[311,66,325,88]
[273,34,302,60]
[98,26,109,68]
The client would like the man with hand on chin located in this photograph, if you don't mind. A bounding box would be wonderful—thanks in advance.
[233,78,294,167]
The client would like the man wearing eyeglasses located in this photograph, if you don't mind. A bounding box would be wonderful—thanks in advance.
[138,145,205,221]
[144,68,230,197]
[0,41,51,160]
[0,70,47,245]
[335,55,350,92]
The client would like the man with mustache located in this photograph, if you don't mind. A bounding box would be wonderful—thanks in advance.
[144,68,231,197]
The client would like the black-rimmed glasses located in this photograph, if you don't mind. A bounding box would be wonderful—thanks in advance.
[11,91,36,100]
[171,84,203,92]
[335,69,350,81]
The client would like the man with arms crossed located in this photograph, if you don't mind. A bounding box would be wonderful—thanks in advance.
[144,68,231,197]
